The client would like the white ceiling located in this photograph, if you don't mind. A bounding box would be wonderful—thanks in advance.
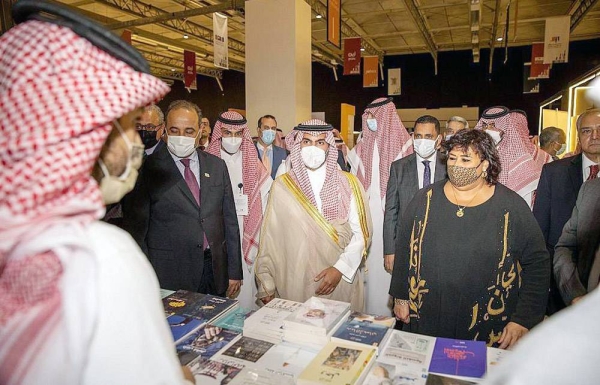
[53,0,600,79]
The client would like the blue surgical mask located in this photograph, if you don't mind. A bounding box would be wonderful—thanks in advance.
[261,129,276,145]
[366,118,378,131]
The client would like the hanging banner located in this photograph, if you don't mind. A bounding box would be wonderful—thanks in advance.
[121,30,132,44]
[184,50,197,90]
[363,56,378,88]
[343,38,361,75]
[523,63,540,94]
[543,16,570,64]
[327,0,341,48]
[387,68,401,95]
[213,12,229,69]
[530,43,550,79]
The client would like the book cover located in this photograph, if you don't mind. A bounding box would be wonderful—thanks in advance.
[162,290,206,316]
[218,336,275,364]
[211,307,255,333]
[244,299,302,333]
[284,297,350,334]
[425,373,477,385]
[167,314,205,344]
[176,325,241,365]
[331,320,391,349]
[297,342,376,385]
[363,362,427,385]
[190,359,244,385]
[486,347,509,375]
[229,367,296,385]
[255,342,319,380]
[184,295,238,322]
[347,311,396,328]
[428,338,486,379]
[378,330,436,370]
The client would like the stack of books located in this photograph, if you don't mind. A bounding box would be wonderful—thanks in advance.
[243,298,303,344]
[330,319,393,355]
[297,341,377,385]
[282,297,351,350]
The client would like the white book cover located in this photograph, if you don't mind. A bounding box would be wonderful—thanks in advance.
[486,347,509,376]
[229,367,295,385]
[363,362,428,385]
[244,299,302,332]
[378,330,436,373]
[254,342,319,380]
[284,297,351,335]
[189,359,244,385]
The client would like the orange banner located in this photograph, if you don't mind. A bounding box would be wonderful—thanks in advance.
[327,0,341,48]
[363,56,378,88]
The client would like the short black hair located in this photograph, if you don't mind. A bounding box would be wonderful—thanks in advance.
[415,115,441,134]
[258,114,277,128]
[166,100,202,123]
[443,129,501,185]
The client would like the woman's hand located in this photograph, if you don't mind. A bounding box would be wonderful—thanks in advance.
[498,322,528,349]
[393,301,410,324]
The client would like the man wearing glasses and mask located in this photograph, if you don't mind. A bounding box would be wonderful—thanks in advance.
[137,104,165,156]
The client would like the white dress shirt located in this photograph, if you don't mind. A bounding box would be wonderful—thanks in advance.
[416,152,438,189]
[582,153,599,181]
[169,149,200,186]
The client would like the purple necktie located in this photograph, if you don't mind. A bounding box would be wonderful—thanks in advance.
[181,158,200,205]
[422,160,431,188]
[181,159,208,249]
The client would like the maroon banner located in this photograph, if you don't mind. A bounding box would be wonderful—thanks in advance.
[343,37,361,75]
[121,30,132,44]
[183,50,197,90]
[530,43,550,79]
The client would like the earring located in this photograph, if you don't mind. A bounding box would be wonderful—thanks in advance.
[482,169,488,178]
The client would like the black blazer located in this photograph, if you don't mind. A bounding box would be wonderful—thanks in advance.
[383,152,447,255]
[122,145,242,294]
[533,154,583,253]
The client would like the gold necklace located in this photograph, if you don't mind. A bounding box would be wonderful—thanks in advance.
[450,182,484,218]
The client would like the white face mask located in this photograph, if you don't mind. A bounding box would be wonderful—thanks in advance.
[167,133,198,158]
[222,137,242,154]
[485,130,503,146]
[366,118,378,132]
[445,134,453,141]
[98,120,144,205]
[413,137,438,159]
[556,143,566,156]
[301,146,327,170]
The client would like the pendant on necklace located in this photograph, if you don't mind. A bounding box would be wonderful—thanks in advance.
[456,209,464,218]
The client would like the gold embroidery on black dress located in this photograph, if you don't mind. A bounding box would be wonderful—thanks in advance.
[408,189,432,318]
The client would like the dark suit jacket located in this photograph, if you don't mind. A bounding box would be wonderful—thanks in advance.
[533,154,583,313]
[554,177,600,304]
[122,145,242,294]
[256,144,287,180]
[383,152,447,255]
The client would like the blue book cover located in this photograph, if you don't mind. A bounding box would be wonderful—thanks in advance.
[175,324,241,365]
[183,295,238,322]
[428,338,487,378]
[211,307,255,333]
[331,320,390,348]
[167,314,205,344]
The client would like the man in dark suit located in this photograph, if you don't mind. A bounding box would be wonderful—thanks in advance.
[255,114,287,180]
[554,177,600,306]
[123,100,242,298]
[383,115,448,273]
[533,108,600,313]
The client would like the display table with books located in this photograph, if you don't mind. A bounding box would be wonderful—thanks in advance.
[161,290,509,385]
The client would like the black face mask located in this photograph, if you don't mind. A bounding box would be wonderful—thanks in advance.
[139,130,158,149]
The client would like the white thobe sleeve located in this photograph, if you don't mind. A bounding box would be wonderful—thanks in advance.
[333,194,365,283]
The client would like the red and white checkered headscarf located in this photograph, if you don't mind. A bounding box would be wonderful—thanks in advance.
[287,119,352,221]
[354,98,413,199]
[475,107,545,193]
[207,111,270,266]
[0,20,169,384]
[511,110,552,168]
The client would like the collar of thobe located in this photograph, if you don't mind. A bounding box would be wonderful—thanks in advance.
[221,148,242,162]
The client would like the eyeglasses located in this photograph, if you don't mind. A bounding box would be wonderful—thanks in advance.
[580,126,600,137]
[136,123,162,131]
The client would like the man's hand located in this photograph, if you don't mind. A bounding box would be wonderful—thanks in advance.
[393,302,410,324]
[260,294,275,305]
[384,254,395,273]
[314,267,343,295]
[498,322,528,349]
[226,279,241,298]
[572,296,584,305]
[204,325,222,339]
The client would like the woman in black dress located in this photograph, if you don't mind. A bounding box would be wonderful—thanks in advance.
[389,129,549,349]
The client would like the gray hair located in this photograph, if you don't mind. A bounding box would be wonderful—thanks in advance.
[446,115,469,129]
[166,100,203,123]
[539,126,564,147]
[576,108,600,131]
[145,104,164,125]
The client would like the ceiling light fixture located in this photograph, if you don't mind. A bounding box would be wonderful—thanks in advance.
[183,34,189,39]
[171,68,176,72]
[316,14,322,19]
[360,48,365,51]
[497,37,503,41]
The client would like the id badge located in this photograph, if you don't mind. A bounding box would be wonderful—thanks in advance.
[235,194,249,216]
